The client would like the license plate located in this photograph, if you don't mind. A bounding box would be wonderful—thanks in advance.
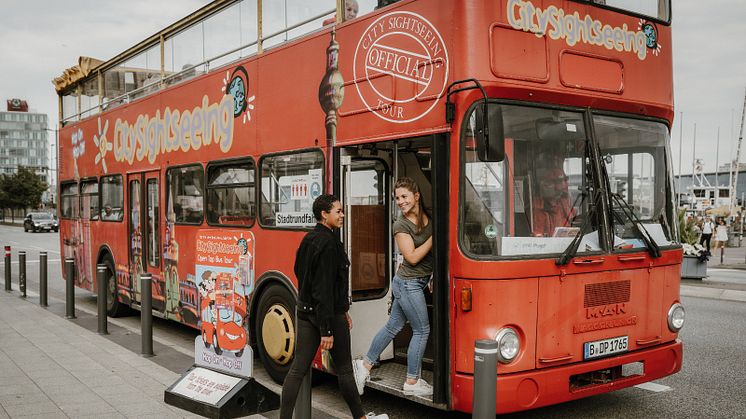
[583,336,628,360]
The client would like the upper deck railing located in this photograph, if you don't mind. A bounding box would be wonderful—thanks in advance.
[57,0,356,125]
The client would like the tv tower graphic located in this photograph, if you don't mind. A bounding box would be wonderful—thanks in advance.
[319,29,345,192]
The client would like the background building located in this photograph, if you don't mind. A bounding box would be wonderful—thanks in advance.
[0,98,53,204]
[675,165,746,208]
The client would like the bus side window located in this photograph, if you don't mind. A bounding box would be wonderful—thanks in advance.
[167,165,205,225]
[100,175,124,221]
[60,182,79,220]
[206,159,256,227]
[259,150,324,228]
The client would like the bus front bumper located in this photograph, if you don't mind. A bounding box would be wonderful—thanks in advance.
[451,339,683,414]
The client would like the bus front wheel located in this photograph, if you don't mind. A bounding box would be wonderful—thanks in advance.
[255,284,296,384]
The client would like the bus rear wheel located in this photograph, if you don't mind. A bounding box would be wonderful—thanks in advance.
[255,284,296,384]
[103,257,129,317]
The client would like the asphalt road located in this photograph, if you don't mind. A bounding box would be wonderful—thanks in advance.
[1,224,744,418]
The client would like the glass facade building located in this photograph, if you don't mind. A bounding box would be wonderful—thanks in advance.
[0,108,50,184]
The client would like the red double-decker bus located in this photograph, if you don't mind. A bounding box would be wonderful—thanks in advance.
[55,0,683,413]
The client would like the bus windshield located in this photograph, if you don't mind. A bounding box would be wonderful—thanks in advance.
[460,104,673,259]
[596,114,674,249]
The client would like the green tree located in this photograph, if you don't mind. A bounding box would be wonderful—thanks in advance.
[1,167,48,211]
[0,174,9,218]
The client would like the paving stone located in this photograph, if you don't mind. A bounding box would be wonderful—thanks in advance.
[58,401,119,417]
[0,401,60,417]
[0,384,39,397]
[13,412,67,419]
[0,392,52,407]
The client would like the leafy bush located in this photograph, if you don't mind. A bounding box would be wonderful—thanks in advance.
[678,209,699,245]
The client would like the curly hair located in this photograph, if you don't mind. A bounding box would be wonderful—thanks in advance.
[312,194,340,221]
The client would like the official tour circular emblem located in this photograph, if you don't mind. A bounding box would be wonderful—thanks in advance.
[354,11,449,124]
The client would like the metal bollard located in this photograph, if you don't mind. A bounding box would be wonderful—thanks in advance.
[140,272,154,356]
[39,252,48,307]
[472,339,498,419]
[19,251,26,298]
[65,258,76,319]
[4,246,10,292]
[97,264,108,335]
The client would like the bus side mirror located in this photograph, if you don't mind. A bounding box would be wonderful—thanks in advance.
[477,103,505,162]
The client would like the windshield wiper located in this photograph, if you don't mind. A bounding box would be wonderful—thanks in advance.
[609,193,661,258]
[556,190,596,266]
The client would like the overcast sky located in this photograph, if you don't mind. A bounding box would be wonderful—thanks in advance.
[0,0,744,178]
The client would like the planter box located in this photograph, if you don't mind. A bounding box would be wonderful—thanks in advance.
[681,255,707,279]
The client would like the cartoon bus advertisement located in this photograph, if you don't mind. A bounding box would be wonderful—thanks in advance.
[194,230,255,378]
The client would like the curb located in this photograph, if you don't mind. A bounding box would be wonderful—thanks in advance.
[680,285,746,303]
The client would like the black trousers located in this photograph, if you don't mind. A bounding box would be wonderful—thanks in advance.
[280,313,363,419]
[700,233,712,250]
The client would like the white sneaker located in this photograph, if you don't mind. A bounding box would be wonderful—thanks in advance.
[402,378,433,396]
[365,413,389,419]
[352,359,369,395]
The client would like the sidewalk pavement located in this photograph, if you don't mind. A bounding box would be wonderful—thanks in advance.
[706,244,746,269]
[678,245,746,303]
[0,283,338,419]
[0,287,206,419]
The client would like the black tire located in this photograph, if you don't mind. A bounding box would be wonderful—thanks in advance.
[213,331,223,355]
[103,256,130,317]
[53,228,58,232]
[255,284,296,384]
[235,348,244,358]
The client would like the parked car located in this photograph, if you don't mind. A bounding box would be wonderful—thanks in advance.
[23,212,58,233]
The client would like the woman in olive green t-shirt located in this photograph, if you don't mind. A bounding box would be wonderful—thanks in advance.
[353,177,434,397]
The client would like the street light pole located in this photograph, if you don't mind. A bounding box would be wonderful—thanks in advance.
[44,127,58,207]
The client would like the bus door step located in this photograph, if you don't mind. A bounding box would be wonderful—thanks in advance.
[365,362,445,410]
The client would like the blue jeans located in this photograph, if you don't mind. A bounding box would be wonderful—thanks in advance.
[364,275,430,380]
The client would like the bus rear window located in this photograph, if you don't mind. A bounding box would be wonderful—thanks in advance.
[260,150,324,228]
[60,182,79,219]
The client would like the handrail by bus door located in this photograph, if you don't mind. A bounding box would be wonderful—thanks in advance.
[340,154,353,302]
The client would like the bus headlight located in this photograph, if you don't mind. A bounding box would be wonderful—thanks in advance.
[494,327,520,364]
[667,303,685,332]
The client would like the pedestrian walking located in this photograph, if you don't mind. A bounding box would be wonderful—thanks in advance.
[714,219,728,247]
[700,216,715,251]
[279,194,388,419]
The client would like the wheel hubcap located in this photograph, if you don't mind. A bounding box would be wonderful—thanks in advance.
[262,303,294,365]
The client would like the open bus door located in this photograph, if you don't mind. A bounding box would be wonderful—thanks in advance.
[339,134,449,407]
[339,153,393,360]
[127,171,164,311]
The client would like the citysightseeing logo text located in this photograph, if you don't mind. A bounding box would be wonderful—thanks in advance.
[354,11,449,123]
[106,94,234,168]
[507,0,655,61]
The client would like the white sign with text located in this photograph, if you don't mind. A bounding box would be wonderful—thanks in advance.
[170,367,242,405]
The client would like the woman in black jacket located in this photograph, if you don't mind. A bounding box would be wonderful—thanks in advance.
[280,194,387,419]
